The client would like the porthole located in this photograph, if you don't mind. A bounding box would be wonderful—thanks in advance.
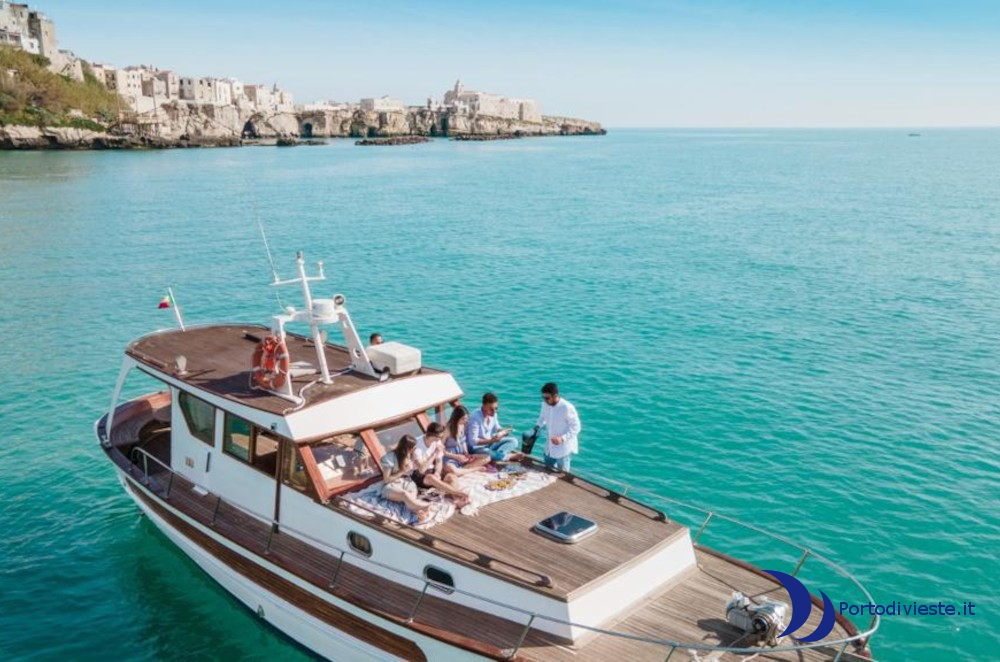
[424,566,454,594]
[347,531,372,557]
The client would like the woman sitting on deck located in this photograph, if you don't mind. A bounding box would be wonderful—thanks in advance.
[380,435,433,522]
[441,406,491,478]
[413,426,472,508]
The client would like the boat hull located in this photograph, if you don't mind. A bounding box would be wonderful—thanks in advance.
[115,469,479,662]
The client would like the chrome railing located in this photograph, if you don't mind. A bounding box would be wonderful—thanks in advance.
[126,446,877,660]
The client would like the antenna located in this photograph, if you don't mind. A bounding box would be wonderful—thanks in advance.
[254,200,279,284]
[249,192,284,309]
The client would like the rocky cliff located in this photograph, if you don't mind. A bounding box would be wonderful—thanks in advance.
[0,103,604,149]
[297,108,604,139]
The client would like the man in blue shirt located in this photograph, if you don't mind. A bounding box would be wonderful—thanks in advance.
[465,392,518,462]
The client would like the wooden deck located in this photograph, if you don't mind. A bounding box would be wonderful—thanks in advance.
[126,324,443,415]
[428,473,686,599]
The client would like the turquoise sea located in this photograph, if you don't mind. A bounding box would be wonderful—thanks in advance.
[1,130,998,660]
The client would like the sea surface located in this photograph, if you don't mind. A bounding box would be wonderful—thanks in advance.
[1,130,998,661]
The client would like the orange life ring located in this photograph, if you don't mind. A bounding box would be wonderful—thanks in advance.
[252,335,290,391]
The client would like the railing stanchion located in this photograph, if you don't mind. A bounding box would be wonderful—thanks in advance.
[329,550,346,588]
[406,581,430,624]
[833,640,849,662]
[792,549,811,577]
[508,613,536,659]
[664,644,676,661]
[692,511,714,544]
[142,453,149,484]
[211,495,222,526]
[166,471,174,498]
[621,485,630,497]
[265,524,276,554]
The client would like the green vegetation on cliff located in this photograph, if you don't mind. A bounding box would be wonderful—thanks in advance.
[0,47,119,131]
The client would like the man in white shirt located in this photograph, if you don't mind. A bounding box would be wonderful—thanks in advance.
[533,382,581,472]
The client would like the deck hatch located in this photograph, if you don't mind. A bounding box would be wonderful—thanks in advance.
[533,511,598,544]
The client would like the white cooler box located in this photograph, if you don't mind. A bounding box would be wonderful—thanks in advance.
[367,342,422,376]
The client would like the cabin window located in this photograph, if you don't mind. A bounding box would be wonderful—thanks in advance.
[424,566,455,594]
[282,441,309,492]
[178,391,215,445]
[309,433,379,492]
[254,430,280,476]
[373,418,424,456]
[223,413,252,462]
[347,531,372,557]
[223,413,281,476]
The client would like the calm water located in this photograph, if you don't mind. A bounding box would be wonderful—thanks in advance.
[1,130,998,661]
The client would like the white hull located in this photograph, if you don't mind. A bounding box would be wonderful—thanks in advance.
[116,470,482,662]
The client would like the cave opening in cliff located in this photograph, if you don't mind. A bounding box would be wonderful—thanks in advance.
[440,117,449,137]
[367,127,377,138]
[302,123,313,138]
[242,121,259,139]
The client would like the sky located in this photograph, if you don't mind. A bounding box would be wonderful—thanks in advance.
[32,0,1000,127]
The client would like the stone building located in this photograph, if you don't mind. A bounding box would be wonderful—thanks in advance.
[0,3,82,79]
[179,77,216,104]
[243,84,273,110]
[442,79,540,122]
[106,67,143,100]
[155,70,180,100]
[360,95,404,112]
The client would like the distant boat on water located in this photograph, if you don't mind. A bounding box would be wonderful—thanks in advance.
[908,132,921,137]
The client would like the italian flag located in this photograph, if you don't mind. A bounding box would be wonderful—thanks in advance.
[158,293,172,309]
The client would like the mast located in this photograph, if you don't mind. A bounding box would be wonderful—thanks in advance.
[267,252,377,392]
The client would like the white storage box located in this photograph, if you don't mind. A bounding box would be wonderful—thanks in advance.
[367,342,422,376]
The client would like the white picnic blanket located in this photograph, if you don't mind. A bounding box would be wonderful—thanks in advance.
[341,466,556,529]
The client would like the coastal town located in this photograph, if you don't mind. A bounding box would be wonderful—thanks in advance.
[0,2,602,148]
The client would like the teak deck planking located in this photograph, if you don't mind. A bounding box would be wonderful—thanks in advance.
[126,324,444,415]
[429,474,685,599]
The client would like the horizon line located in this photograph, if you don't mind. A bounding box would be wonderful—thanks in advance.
[603,125,1000,130]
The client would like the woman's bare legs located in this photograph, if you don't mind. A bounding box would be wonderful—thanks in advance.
[422,474,470,506]
[443,455,490,478]
[385,488,431,516]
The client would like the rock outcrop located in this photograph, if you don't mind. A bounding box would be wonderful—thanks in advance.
[0,104,604,149]
[298,108,604,139]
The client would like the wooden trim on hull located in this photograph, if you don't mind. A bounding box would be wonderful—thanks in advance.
[128,482,430,662]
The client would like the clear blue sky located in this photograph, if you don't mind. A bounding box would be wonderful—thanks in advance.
[36,0,1000,127]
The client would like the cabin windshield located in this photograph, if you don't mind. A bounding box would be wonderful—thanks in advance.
[373,418,424,455]
[309,432,379,493]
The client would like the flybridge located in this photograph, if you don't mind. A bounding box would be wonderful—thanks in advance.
[250,251,428,405]
[259,252,377,403]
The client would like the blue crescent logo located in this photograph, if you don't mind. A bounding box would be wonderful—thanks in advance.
[763,570,837,641]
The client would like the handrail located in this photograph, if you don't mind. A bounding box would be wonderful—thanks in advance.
[566,465,880,621]
[126,446,878,658]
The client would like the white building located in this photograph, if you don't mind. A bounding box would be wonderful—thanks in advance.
[106,67,143,101]
[225,78,244,104]
[155,70,180,100]
[360,95,404,113]
[276,87,294,110]
[0,2,82,79]
[442,79,541,122]
[243,84,273,110]
[179,77,215,104]
[301,99,353,112]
